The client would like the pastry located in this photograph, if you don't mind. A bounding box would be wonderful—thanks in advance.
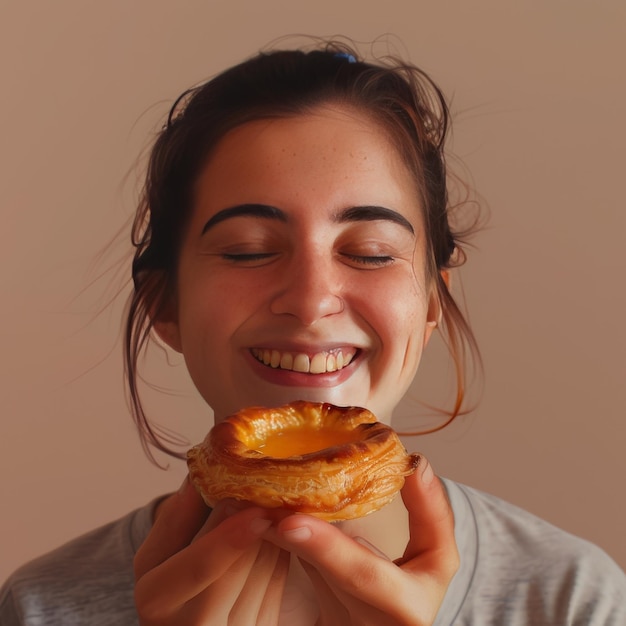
[187,401,418,521]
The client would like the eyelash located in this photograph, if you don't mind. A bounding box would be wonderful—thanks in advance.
[222,252,276,262]
[221,252,395,267]
[343,254,395,267]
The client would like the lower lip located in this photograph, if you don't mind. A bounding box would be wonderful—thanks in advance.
[245,351,358,388]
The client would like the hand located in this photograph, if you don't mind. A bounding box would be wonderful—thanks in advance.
[261,456,458,626]
[134,477,289,625]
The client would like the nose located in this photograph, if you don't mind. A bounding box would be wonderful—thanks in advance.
[269,249,344,326]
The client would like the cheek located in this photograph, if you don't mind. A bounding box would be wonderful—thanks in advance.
[363,273,427,340]
[178,269,252,325]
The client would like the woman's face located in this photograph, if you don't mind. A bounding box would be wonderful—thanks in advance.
[158,105,439,423]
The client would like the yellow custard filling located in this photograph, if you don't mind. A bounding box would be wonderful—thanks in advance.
[253,426,360,458]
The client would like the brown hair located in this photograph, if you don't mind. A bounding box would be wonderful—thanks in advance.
[126,40,482,462]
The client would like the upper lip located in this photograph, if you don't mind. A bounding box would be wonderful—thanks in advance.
[246,332,367,352]
[250,342,361,354]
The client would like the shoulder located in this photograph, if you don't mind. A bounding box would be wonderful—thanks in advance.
[0,499,157,626]
[444,479,626,625]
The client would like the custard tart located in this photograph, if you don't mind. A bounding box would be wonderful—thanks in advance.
[187,401,418,521]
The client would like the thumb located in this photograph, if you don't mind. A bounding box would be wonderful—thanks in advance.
[397,456,459,582]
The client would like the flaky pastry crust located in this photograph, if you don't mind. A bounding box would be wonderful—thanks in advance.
[187,401,419,521]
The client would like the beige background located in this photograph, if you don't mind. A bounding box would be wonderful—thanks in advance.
[1,0,624,583]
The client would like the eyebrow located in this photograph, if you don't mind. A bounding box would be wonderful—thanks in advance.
[201,204,287,234]
[201,203,415,235]
[335,205,415,235]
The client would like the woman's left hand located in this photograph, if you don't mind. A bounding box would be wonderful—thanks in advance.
[261,456,458,626]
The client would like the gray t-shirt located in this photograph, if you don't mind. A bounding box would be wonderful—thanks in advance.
[1,480,625,625]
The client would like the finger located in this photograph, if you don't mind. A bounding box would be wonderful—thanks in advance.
[227,545,289,625]
[263,514,401,606]
[188,540,264,623]
[398,455,459,582]
[263,509,452,622]
[256,548,290,625]
[134,476,209,580]
[134,507,273,620]
[192,498,249,542]
[281,525,415,624]
[298,558,350,624]
[301,554,405,626]
[353,536,392,561]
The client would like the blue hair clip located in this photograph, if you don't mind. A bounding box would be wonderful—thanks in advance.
[334,52,357,63]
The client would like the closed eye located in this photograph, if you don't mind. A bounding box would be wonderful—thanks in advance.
[221,252,278,263]
[342,254,395,267]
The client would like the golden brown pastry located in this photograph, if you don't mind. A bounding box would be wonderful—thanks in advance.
[187,400,419,521]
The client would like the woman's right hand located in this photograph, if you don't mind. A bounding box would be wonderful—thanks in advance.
[133,477,289,625]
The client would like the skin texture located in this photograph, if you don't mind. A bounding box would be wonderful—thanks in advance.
[136,105,459,624]
[154,106,440,424]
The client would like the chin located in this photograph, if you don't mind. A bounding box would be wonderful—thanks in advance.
[213,387,365,420]
[208,371,390,423]
[253,387,358,410]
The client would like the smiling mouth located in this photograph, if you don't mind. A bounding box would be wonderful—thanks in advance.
[250,348,357,374]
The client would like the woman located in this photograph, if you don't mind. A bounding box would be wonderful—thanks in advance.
[2,42,624,625]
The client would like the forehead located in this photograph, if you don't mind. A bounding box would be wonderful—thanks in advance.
[194,105,421,215]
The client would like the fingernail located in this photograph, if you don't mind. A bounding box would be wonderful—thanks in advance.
[421,460,434,485]
[249,517,273,535]
[282,525,312,542]
[354,536,391,560]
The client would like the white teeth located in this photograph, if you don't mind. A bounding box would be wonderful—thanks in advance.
[293,354,310,373]
[270,350,281,368]
[280,353,293,369]
[251,348,356,374]
[310,353,327,374]
[336,352,344,369]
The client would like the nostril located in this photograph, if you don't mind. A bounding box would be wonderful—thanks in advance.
[269,290,345,325]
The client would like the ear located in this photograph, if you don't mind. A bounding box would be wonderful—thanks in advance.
[153,318,183,353]
[423,270,450,344]
[152,300,183,353]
